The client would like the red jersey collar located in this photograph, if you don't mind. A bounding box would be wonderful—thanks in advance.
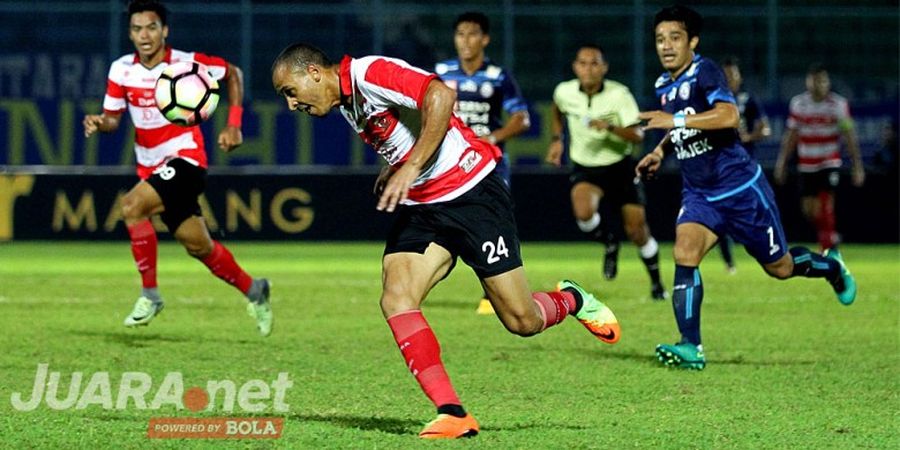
[339,55,353,98]
[133,45,173,65]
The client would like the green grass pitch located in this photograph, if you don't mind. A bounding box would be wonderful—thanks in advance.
[0,241,897,448]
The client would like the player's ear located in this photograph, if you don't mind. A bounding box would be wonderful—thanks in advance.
[482,34,491,47]
[689,35,699,51]
[307,64,321,82]
[162,25,169,40]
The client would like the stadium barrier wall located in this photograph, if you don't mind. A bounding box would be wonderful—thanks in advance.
[1,169,896,243]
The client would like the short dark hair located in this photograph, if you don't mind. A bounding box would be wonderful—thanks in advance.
[272,43,333,74]
[128,0,167,26]
[807,62,828,76]
[721,56,740,68]
[576,43,607,62]
[454,11,490,35]
[654,5,703,39]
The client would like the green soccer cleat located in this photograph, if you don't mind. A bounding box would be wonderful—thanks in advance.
[557,280,620,344]
[123,296,164,327]
[823,248,856,306]
[247,279,273,337]
[656,343,706,370]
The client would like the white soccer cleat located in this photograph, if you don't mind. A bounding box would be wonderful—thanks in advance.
[123,296,164,327]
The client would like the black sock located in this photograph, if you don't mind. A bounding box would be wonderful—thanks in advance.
[789,247,840,280]
[641,252,662,285]
[672,265,703,346]
[719,237,735,267]
[437,404,467,418]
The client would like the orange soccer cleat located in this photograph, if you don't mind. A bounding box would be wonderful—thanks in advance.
[557,279,621,344]
[418,413,480,439]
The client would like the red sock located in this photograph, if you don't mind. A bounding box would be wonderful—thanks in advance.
[386,310,461,408]
[532,291,576,330]
[201,241,253,294]
[127,220,157,288]
[817,191,837,249]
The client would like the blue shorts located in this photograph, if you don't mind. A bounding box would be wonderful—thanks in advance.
[677,167,788,265]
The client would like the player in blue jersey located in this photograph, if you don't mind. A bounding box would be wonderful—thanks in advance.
[636,5,857,370]
[435,11,531,314]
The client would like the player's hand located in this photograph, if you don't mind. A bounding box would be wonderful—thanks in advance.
[83,115,104,138]
[377,163,419,212]
[638,111,674,130]
[773,163,787,186]
[545,140,563,167]
[218,126,243,152]
[851,165,866,187]
[373,165,395,196]
[635,149,664,180]
[588,119,610,131]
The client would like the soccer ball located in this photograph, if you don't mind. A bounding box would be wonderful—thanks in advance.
[154,61,220,126]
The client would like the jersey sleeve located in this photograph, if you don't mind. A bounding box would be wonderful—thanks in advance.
[500,70,528,114]
[618,88,641,127]
[786,96,800,130]
[362,57,438,109]
[698,61,735,107]
[552,84,565,113]
[836,97,854,131]
[192,52,230,81]
[102,63,127,114]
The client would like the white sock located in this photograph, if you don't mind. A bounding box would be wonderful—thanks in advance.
[639,237,659,259]
[577,213,601,233]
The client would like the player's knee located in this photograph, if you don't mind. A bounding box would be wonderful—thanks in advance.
[624,223,647,244]
[380,288,419,317]
[673,245,703,266]
[765,264,793,280]
[182,239,212,259]
[502,312,542,337]
[121,193,146,222]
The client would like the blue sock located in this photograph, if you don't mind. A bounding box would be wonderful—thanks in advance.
[789,247,839,280]
[672,265,703,346]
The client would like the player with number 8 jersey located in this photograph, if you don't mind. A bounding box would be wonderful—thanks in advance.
[82,0,272,336]
[272,43,621,439]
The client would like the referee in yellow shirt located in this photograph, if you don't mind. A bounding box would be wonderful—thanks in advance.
[546,44,666,300]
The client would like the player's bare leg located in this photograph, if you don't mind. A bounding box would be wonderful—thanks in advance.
[381,243,478,439]
[122,181,165,327]
[571,182,618,280]
[174,216,272,336]
[622,204,666,300]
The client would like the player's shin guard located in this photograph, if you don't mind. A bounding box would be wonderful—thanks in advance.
[200,241,253,294]
[127,220,158,289]
[531,291,576,330]
[789,246,839,279]
[387,311,463,413]
[672,265,703,345]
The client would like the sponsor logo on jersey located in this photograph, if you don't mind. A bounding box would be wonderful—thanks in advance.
[479,81,494,98]
[678,82,691,100]
[458,150,483,173]
[460,79,478,93]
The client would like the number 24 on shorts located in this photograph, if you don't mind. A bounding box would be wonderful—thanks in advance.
[482,236,509,264]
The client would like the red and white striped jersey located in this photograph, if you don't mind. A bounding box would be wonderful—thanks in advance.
[103,47,229,179]
[786,92,851,172]
[338,55,500,205]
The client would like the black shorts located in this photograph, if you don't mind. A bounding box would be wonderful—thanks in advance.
[570,156,645,207]
[384,172,523,279]
[799,169,840,197]
[146,158,206,232]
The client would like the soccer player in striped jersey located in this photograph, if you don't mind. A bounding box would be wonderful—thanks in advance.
[82,0,271,336]
[637,5,856,370]
[775,64,865,251]
[273,43,620,439]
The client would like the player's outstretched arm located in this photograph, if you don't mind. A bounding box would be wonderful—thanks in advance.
[639,102,739,131]
[377,79,456,212]
[545,103,565,167]
[82,112,122,138]
[217,63,245,152]
[774,128,799,185]
[841,122,866,186]
[635,133,670,180]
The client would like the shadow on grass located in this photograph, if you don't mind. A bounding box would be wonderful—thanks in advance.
[67,329,191,348]
[285,413,419,435]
